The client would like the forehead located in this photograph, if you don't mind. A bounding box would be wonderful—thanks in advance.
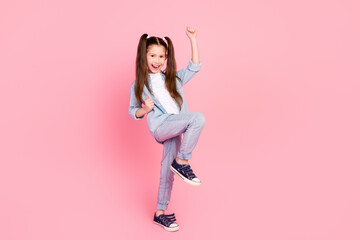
[147,45,166,54]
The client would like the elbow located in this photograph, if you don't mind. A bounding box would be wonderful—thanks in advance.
[128,107,136,120]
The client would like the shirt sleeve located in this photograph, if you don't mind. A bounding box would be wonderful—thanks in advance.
[128,82,144,120]
[176,59,202,86]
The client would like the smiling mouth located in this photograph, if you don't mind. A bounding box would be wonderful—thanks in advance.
[152,64,160,69]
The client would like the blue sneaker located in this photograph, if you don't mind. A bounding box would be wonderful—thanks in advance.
[153,213,179,232]
[170,159,201,186]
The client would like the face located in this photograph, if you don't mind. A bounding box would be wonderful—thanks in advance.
[147,44,167,73]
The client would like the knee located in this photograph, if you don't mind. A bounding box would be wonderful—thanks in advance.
[193,112,206,127]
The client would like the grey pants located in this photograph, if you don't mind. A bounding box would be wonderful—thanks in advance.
[154,112,206,210]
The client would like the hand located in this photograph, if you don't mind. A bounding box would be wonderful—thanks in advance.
[186,26,197,40]
[143,96,155,113]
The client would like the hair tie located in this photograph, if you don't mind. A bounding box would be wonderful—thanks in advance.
[146,35,166,41]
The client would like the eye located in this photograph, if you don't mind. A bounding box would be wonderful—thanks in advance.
[160,56,164,58]
[150,55,154,57]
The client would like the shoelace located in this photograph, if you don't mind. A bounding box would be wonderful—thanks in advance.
[159,213,177,227]
[180,165,196,179]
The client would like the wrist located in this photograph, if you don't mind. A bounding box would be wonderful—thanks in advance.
[143,107,150,114]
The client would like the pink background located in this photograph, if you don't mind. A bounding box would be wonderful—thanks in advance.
[1,0,359,239]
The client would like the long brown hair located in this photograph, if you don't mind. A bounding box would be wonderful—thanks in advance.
[135,34,183,110]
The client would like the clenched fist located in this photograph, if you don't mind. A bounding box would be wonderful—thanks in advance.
[143,96,155,113]
[186,26,197,39]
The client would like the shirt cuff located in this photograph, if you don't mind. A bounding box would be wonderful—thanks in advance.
[129,107,144,120]
[188,59,202,72]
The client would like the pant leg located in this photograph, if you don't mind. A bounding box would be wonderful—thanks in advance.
[156,135,181,210]
[154,112,206,160]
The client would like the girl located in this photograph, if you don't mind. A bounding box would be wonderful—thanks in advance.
[128,27,205,232]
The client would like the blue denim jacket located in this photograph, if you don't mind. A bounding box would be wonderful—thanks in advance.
[128,59,202,144]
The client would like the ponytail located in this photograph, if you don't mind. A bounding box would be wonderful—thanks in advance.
[164,36,183,110]
[135,33,152,106]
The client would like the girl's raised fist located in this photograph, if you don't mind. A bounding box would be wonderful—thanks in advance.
[186,27,197,39]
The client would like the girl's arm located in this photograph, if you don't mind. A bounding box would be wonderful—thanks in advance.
[135,96,154,118]
[128,82,144,120]
[176,27,202,87]
[186,27,200,64]
[129,82,155,120]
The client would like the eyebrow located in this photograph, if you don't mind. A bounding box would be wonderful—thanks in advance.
[148,53,165,55]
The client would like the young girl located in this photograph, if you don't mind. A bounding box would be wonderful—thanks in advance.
[128,27,205,232]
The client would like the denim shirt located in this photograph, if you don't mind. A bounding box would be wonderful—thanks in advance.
[128,59,202,144]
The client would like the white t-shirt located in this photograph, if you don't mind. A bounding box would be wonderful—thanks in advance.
[149,72,179,114]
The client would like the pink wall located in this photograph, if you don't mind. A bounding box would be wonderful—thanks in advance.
[1,0,359,239]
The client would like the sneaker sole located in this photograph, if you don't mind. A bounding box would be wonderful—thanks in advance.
[170,166,201,186]
[153,221,180,232]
